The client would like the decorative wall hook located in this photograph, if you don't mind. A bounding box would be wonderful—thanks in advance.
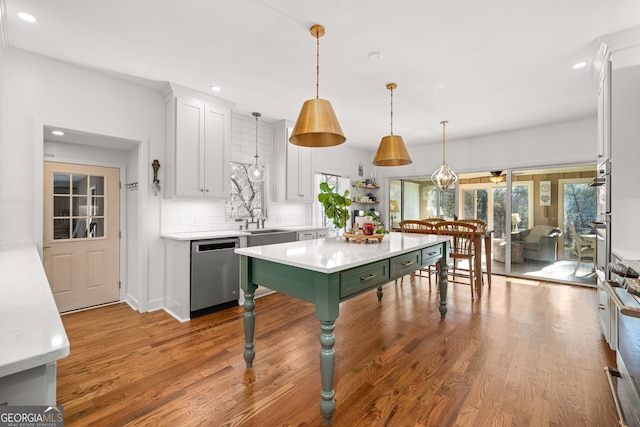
[152,159,161,195]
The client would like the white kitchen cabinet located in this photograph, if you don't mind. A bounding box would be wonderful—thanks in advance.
[163,238,191,322]
[596,59,611,163]
[163,83,234,198]
[596,274,615,350]
[297,228,329,241]
[273,120,313,202]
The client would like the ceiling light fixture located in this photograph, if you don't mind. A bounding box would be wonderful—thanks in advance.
[17,12,38,23]
[52,130,64,136]
[210,86,221,92]
[431,120,457,191]
[248,112,265,182]
[372,83,412,166]
[489,170,505,183]
[572,62,587,69]
[289,24,346,148]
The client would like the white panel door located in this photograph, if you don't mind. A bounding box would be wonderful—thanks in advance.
[43,162,120,312]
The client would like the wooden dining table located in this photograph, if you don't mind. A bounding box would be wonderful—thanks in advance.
[473,228,493,298]
[395,223,493,298]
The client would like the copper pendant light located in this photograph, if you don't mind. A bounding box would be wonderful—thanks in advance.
[372,83,412,166]
[431,120,458,191]
[289,24,346,148]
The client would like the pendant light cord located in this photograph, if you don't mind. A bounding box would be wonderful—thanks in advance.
[253,112,261,165]
[441,120,448,163]
[315,30,320,99]
[389,87,394,136]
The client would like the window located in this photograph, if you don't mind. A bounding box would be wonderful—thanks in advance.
[52,173,105,240]
[457,181,532,239]
[559,179,597,258]
[227,162,265,220]
[314,173,350,230]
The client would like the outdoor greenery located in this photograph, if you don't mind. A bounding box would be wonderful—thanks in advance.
[318,181,352,232]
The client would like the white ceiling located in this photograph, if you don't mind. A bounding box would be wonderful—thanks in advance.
[4,0,640,150]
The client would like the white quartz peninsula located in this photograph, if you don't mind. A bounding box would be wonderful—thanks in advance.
[235,232,450,425]
[0,244,70,405]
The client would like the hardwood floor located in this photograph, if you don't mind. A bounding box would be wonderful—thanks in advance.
[57,275,617,426]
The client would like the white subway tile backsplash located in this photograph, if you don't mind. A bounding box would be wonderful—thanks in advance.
[161,111,310,234]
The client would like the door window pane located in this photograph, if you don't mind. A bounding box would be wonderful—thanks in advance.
[72,174,88,195]
[73,196,89,216]
[89,218,105,238]
[53,219,70,240]
[53,196,70,217]
[51,172,108,240]
[53,173,70,194]
[91,197,105,216]
[90,176,105,195]
[72,218,88,238]
[493,187,507,239]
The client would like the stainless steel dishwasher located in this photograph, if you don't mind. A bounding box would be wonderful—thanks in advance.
[190,238,240,318]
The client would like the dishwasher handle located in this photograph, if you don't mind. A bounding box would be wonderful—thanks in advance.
[195,239,239,252]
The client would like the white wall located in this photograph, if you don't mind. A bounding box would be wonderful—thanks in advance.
[0,48,164,310]
[375,117,597,182]
[369,117,597,224]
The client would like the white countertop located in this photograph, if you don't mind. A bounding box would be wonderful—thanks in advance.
[0,244,70,377]
[235,232,450,274]
[161,226,329,241]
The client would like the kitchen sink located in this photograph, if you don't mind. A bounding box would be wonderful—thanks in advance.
[245,229,297,247]
[244,228,289,235]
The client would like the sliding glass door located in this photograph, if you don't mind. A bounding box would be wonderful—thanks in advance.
[389,164,597,286]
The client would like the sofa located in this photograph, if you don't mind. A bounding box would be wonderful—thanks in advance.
[511,225,563,262]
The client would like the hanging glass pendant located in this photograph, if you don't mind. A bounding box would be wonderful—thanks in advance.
[248,112,265,182]
[431,121,457,191]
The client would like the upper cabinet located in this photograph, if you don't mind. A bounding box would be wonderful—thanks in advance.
[163,84,234,198]
[273,120,313,202]
[596,58,611,163]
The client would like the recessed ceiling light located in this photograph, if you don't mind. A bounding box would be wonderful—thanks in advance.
[52,130,64,136]
[367,52,384,61]
[572,62,587,69]
[17,12,38,23]
[210,86,221,92]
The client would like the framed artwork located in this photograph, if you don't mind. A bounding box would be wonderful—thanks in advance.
[539,180,551,206]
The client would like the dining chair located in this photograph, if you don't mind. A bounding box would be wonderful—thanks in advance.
[569,222,596,274]
[420,218,445,226]
[459,219,488,287]
[398,220,437,288]
[434,221,479,298]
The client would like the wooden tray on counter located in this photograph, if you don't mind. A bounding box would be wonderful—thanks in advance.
[343,233,385,243]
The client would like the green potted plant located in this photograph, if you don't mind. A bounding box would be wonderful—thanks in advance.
[318,182,352,233]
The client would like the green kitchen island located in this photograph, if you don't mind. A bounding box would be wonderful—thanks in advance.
[235,232,450,425]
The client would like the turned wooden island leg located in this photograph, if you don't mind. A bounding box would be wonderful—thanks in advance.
[438,258,448,318]
[243,289,256,367]
[319,320,336,424]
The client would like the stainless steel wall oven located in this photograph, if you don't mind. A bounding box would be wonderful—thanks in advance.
[590,161,611,278]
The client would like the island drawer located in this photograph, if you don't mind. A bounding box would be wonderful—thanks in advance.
[421,244,443,266]
[340,260,389,298]
[390,250,422,278]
